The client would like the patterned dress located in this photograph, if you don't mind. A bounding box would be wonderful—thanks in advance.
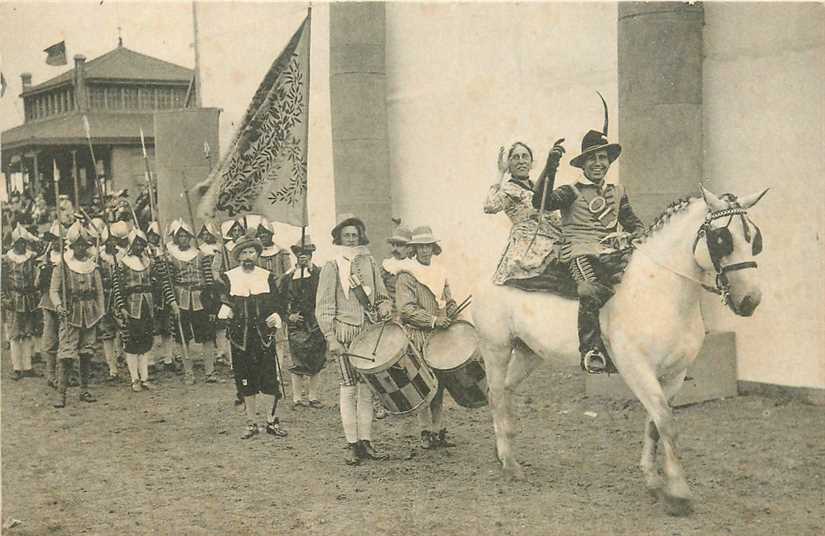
[484,178,562,284]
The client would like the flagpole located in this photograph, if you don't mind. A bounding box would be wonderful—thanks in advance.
[192,1,202,108]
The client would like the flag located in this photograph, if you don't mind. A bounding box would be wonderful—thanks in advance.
[44,41,67,66]
[197,13,310,227]
[0,71,7,97]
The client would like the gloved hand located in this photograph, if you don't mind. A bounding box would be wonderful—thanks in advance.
[377,301,392,321]
[434,313,451,329]
[265,313,282,329]
[445,300,458,318]
[288,312,304,323]
[327,338,345,358]
[217,304,233,320]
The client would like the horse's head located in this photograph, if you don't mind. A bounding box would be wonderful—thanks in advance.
[694,186,768,317]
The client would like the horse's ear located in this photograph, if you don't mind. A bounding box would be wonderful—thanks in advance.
[738,188,769,210]
[700,186,727,212]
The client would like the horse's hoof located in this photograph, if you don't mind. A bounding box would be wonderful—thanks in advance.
[645,477,665,499]
[502,462,525,482]
[663,494,693,517]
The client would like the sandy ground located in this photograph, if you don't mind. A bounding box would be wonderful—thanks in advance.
[2,354,824,536]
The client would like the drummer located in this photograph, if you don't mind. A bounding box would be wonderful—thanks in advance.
[316,213,393,465]
[395,225,459,449]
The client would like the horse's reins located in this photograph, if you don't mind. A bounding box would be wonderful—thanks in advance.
[636,205,759,310]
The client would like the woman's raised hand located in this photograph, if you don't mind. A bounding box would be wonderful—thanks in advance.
[497,146,509,176]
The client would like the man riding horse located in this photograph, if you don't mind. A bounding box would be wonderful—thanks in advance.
[532,98,643,374]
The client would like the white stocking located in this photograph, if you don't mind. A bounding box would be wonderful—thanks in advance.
[125,353,139,382]
[245,394,258,424]
[260,394,277,424]
[356,383,374,442]
[290,373,304,403]
[139,354,150,382]
[103,338,117,376]
[308,374,321,401]
[339,385,358,443]
[9,340,22,371]
[22,337,34,370]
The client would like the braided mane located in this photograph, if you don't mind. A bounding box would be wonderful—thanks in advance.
[640,194,701,241]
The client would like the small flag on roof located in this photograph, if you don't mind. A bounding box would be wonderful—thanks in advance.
[44,41,67,66]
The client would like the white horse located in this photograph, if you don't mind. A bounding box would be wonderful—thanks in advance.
[473,187,767,516]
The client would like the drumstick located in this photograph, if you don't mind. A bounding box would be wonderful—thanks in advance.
[372,321,386,356]
[451,301,472,320]
[344,352,377,363]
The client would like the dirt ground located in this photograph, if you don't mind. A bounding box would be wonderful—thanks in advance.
[2,353,823,536]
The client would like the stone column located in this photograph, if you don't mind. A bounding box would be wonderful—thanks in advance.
[617,2,704,224]
[329,2,392,260]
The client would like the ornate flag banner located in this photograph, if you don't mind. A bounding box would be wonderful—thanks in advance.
[198,13,310,227]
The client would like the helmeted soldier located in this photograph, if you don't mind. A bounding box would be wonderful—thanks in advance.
[533,96,644,373]
[35,221,64,387]
[49,222,106,407]
[145,221,175,373]
[165,218,216,384]
[2,224,40,380]
[113,229,175,392]
[92,218,121,382]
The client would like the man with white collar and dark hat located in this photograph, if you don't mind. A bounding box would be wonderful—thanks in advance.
[395,225,459,449]
[109,221,132,257]
[146,222,162,257]
[35,221,64,387]
[278,234,326,408]
[2,224,41,380]
[217,231,288,439]
[49,222,105,407]
[316,214,393,465]
[113,229,175,392]
[532,95,644,374]
[164,218,216,384]
[145,221,176,374]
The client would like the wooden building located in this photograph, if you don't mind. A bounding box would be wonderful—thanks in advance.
[1,43,194,205]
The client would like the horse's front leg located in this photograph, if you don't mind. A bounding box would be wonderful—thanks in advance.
[622,367,693,516]
[484,346,524,481]
[640,418,663,496]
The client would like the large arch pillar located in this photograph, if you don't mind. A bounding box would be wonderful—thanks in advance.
[617,2,704,224]
[329,3,392,259]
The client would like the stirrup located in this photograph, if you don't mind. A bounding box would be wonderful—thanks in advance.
[581,349,608,374]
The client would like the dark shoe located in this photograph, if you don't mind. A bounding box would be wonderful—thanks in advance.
[420,430,436,450]
[79,391,97,403]
[131,381,143,393]
[140,381,155,390]
[105,374,119,384]
[47,378,57,390]
[11,370,22,381]
[436,429,456,448]
[234,394,245,407]
[265,422,288,438]
[308,400,323,409]
[204,373,218,384]
[360,440,388,461]
[374,405,387,420]
[345,442,362,466]
[24,369,42,378]
[581,348,607,374]
[53,393,66,408]
[241,424,259,440]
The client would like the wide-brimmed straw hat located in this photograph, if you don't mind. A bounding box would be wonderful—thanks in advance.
[407,225,442,255]
[290,234,317,255]
[387,224,412,245]
[569,92,622,169]
[331,213,369,245]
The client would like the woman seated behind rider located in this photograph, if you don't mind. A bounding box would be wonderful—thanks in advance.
[484,141,565,285]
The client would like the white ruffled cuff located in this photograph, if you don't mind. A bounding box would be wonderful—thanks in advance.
[217,304,233,320]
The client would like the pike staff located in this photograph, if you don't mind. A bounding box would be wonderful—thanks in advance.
[140,128,190,363]
[52,164,69,319]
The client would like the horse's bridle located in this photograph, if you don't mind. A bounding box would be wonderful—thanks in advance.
[692,205,761,308]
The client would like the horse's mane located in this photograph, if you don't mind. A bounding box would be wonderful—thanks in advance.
[639,194,702,242]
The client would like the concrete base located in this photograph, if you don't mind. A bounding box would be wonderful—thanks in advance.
[585,331,737,407]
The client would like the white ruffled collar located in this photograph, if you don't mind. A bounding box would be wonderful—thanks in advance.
[62,251,97,274]
[167,243,199,263]
[121,254,149,272]
[397,258,449,305]
[5,250,34,264]
[333,245,372,298]
[260,245,284,257]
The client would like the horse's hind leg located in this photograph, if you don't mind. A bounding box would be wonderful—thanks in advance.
[481,340,524,481]
[622,367,692,516]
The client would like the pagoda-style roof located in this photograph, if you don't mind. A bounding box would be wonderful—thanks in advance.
[23,46,193,96]
[1,111,154,152]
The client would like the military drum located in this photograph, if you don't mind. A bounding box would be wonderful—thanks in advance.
[424,320,488,408]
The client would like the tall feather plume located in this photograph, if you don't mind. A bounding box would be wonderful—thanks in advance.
[596,91,608,136]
